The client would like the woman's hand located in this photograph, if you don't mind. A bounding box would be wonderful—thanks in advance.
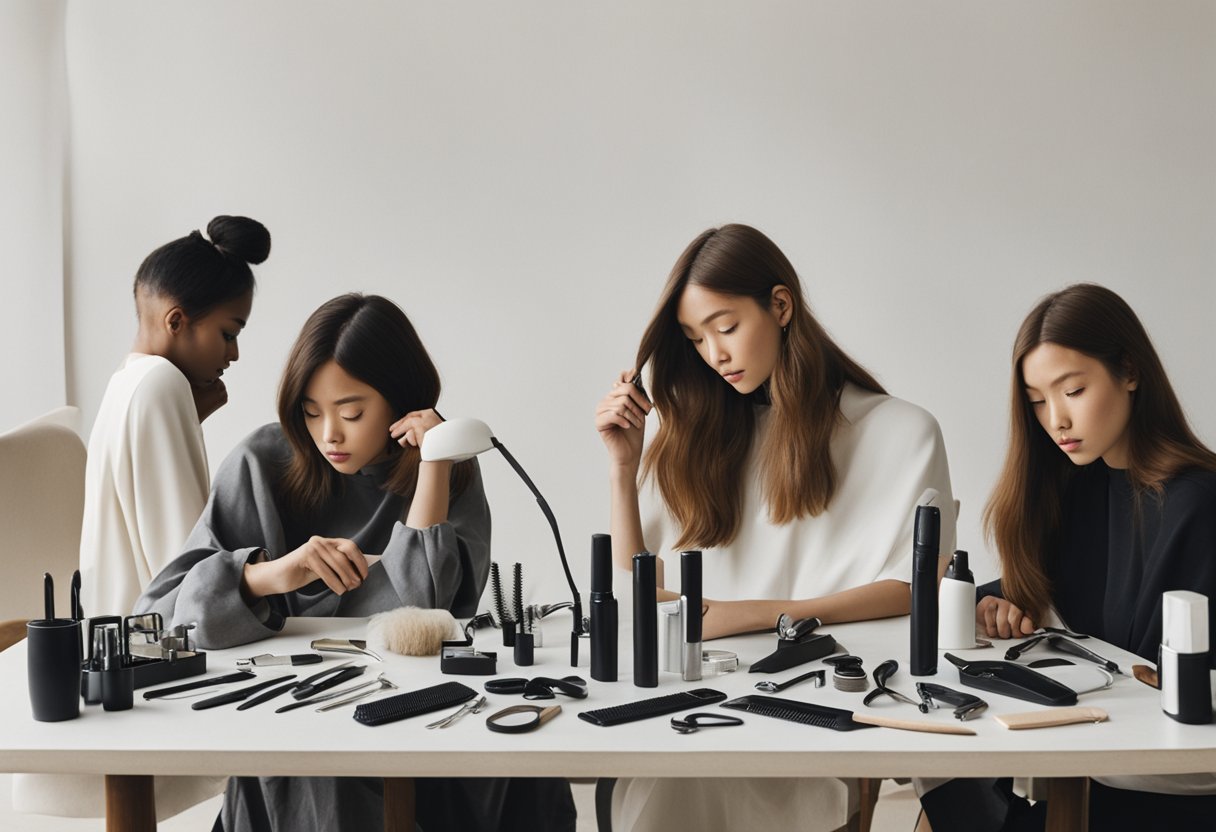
[191,378,228,423]
[595,369,652,470]
[390,408,444,449]
[976,596,1037,639]
[243,536,370,599]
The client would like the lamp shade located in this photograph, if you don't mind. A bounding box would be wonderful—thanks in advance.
[421,417,495,462]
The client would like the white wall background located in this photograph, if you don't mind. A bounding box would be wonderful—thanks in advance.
[0,0,67,432]
[9,1,1215,605]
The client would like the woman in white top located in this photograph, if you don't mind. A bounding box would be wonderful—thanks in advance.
[18,218,271,823]
[79,215,270,618]
[594,223,955,832]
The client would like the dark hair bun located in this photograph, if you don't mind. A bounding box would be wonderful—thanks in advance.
[207,215,271,265]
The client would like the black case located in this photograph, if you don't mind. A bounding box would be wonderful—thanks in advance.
[944,653,1077,707]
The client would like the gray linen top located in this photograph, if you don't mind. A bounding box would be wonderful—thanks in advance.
[136,423,491,649]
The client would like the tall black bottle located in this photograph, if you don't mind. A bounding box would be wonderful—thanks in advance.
[590,533,618,682]
[910,505,940,676]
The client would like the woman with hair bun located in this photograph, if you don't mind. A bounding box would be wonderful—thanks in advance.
[80,215,271,617]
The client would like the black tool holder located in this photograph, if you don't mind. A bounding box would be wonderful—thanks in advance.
[81,614,207,703]
[748,615,838,674]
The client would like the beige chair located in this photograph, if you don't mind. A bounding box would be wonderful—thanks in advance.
[0,407,86,644]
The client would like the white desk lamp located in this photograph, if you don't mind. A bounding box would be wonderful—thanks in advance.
[421,418,585,666]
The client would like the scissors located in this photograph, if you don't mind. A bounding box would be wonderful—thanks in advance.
[483,676,588,700]
[486,704,562,733]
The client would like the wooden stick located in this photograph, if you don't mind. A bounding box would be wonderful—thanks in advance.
[851,713,976,735]
[996,706,1109,730]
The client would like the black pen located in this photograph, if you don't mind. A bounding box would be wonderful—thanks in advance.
[43,572,54,620]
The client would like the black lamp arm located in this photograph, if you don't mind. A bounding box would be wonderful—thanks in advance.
[491,439,586,661]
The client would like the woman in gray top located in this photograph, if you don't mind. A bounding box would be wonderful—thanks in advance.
[138,293,575,832]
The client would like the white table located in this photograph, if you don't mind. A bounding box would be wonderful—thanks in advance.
[3,615,1214,831]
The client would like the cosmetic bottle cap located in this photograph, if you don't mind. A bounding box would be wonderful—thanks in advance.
[1163,590,1209,654]
[945,551,974,584]
[591,534,613,594]
[914,506,940,552]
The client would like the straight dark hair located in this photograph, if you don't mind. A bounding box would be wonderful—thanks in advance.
[134,215,270,317]
[637,224,885,549]
[984,283,1216,622]
[276,294,472,515]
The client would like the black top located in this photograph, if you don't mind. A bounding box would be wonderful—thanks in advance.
[979,462,1216,666]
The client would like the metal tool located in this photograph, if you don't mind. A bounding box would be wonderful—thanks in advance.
[275,671,381,713]
[290,663,366,701]
[236,653,324,669]
[426,695,487,728]
[317,675,399,712]
[311,638,382,661]
[754,668,825,693]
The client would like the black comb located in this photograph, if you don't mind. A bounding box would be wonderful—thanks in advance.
[352,681,477,727]
[578,688,726,726]
[720,695,875,732]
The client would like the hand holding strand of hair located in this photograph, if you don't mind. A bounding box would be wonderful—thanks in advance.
[390,408,443,449]
[976,595,1037,640]
[595,369,652,467]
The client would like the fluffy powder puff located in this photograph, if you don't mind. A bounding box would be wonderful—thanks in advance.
[368,606,460,656]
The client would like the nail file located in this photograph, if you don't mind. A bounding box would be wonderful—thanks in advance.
[995,706,1109,730]
[238,678,302,711]
[143,671,257,700]
[192,675,298,711]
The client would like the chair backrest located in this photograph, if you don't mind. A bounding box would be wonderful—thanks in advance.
[0,413,87,621]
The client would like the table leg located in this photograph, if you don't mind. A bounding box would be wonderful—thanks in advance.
[384,776,416,832]
[105,774,156,832]
[1045,776,1089,832]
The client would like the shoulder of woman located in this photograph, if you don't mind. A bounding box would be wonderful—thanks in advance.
[126,355,191,404]
[841,385,942,445]
[213,423,291,481]
[1161,469,1216,520]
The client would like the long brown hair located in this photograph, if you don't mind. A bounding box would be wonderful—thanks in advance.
[984,283,1216,621]
[637,224,885,549]
[276,294,472,515]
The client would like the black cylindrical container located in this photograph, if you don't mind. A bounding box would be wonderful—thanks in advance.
[632,551,658,687]
[910,505,940,676]
[680,550,703,682]
[590,533,618,682]
[513,632,535,667]
[27,618,82,722]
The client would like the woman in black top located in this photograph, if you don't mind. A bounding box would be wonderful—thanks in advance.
[922,284,1216,831]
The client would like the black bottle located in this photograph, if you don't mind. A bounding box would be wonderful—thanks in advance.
[910,504,940,676]
[590,534,618,682]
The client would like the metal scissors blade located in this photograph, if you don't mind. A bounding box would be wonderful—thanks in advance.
[426,695,487,729]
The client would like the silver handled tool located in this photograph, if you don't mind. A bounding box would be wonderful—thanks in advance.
[311,638,382,661]
[236,653,324,669]
[316,676,399,712]
[425,695,488,729]
[754,668,826,693]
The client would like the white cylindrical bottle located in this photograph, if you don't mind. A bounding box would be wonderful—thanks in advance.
[938,550,977,650]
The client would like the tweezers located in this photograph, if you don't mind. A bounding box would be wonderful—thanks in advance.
[276,670,378,713]
[426,695,487,728]
[143,670,256,700]
[316,675,398,712]
[290,664,367,701]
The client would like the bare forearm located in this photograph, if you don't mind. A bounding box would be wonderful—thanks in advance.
[405,460,453,529]
[702,580,912,641]
[608,464,647,572]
